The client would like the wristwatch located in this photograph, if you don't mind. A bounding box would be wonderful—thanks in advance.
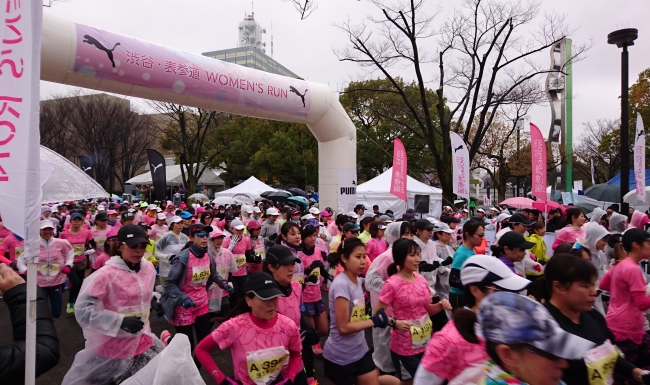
[389,318,397,329]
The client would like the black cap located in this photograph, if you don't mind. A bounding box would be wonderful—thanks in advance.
[266,245,301,266]
[95,212,108,221]
[623,228,650,250]
[414,219,435,230]
[117,225,149,247]
[497,231,535,250]
[509,213,533,226]
[137,221,152,230]
[440,215,461,224]
[190,224,213,236]
[355,204,366,211]
[225,215,235,222]
[245,272,286,300]
[342,222,360,233]
[121,212,134,220]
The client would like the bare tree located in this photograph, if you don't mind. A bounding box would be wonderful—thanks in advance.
[574,119,621,183]
[39,98,73,159]
[148,102,227,193]
[281,0,318,20]
[335,0,590,202]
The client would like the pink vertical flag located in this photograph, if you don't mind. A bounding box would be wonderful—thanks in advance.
[390,138,408,201]
[530,123,547,201]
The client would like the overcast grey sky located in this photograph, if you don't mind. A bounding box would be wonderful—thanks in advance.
[41,0,650,144]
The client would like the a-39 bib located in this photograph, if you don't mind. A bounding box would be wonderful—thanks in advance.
[584,340,618,385]
[246,346,289,385]
[410,314,433,349]
[350,298,366,323]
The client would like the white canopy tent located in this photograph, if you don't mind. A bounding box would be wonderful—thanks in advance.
[126,165,225,187]
[214,176,276,198]
[356,168,443,219]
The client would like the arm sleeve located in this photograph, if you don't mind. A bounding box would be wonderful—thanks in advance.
[163,258,189,306]
[0,254,11,265]
[74,274,124,337]
[0,284,60,384]
[194,332,225,384]
[155,235,173,264]
[286,325,304,381]
[63,241,74,266]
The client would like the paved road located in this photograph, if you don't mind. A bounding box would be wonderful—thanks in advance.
[0,286,331,385]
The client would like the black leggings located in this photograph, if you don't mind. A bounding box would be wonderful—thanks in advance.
[67,268,86,305]
[302,337,315,378]
[174,312,212,369]
[230,275,247,306]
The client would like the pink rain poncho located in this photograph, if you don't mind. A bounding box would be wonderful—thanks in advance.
[62,257,163,385]
[551,225,586,250]
[17,237,74,288]
[629,210,650,229]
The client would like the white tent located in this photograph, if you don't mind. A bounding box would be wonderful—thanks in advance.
[126,165,225,187]
[356,168,443,219]
[214,176,276,197]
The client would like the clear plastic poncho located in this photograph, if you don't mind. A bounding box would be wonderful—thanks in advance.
[155,231,189,277]
[590,208,607,223]
[609,212,628,234]
[62,257,164,385]
[583,222,611,315]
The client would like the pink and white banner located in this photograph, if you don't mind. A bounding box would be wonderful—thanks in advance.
[450,132,469,201]
[390,138,407,201]
[634,113,646,203]
[72,23,311,117]
[530,123,547,201]
[0,0,42,257]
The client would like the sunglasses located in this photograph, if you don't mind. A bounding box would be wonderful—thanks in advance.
[126,243,148,250]
[194,232,209,238]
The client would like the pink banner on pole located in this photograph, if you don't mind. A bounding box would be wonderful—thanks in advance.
[634,113,646,203]
[390,138,408,201]
[530,123,547,201]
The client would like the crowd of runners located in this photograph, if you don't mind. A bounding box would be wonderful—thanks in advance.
[3,198,650,385]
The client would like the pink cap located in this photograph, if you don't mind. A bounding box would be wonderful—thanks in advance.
[210,228,225,238]
[196,207,206,213]
[106,228,119,238]
[107,210,118,215]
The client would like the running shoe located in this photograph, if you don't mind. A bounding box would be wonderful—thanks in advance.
[66,303,74,314]
[160,330,172,346]
[312,342,322,355]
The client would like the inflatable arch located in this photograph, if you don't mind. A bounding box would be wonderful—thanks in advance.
[40,14,356,211]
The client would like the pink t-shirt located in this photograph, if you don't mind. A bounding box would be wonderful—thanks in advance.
[277,281,303,327]
[0,234,24,262]
[211,313,302,385]
[222,235,252,277]
[420,321,487,380]
[551,226,586,249]
[0,223,12,245]
[248,237,265,274]
[91,226,112,255]
[180,251,212,308]
[300,247,324,303]
[36,238,73,288]
[149,224,168,242]
[379,273,432,356]
[605,257,650,344]
[60,229,94,263]
[92,252,111,270]
[366,238,388,262]
[143,214,157,226]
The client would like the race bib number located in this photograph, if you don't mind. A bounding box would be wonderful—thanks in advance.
[120,307,150,324]
[292,273,304,285]
[235,254,246,267]
[14,247,24,257]
[95,237,106,248]
[72,244,85,256]
[191,265,210,285]
[37,263,60,277]
[255,247,265,260]
[350,298,366,323]
[246,346,289,385]
[410,314,433,349]
[584,340,618,385]
[306,268,320,286]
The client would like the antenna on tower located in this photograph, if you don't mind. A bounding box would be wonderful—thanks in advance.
[271,22,274,58]
[252,1,254,20]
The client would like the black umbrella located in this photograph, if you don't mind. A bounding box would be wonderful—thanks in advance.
[266,190,293,201]
[287,187,309,198]
[260,191,276,198]
[584,183,620,203]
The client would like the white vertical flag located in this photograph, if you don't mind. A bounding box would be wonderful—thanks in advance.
[450,132,470,201]
[590,159,595,185]
[634,113,646,203]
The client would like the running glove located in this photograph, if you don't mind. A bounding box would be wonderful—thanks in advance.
[441,256,453,266]
[309,260,323,270]
[370,308,389,328]
[300,328,320,345]
[223,284,235,295]
[120,316,144,334]
[84,249,95,256]
[419,260,440,272]
[151,297,164,317]
[61,266,71,275]
[305,274,319,284]
[182,298,196,309]
[220,377,243,385]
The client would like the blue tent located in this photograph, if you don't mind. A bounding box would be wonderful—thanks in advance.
[606,169,650,191]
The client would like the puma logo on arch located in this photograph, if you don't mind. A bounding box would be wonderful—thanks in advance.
[82,34,121,68]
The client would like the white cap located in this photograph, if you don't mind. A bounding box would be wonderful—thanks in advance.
[245,207,254,213]
[97,205,105,211]
[461,255,531,292]
[231,218,245,230]
[128,208,136,213]
[156,208,162,212]
[490,207,500,212]
[148,204,157,210]
[462,208,469,213]
[266,208,280,216]
[169,216,182,224]
[348,211,359,219]
[252,207,261,213]
[477,208,486,214]
[309,207,321,215]
[156,213,167,220]
[41,206,52,213]
[301,213,315,220]
[378,224,387,230]
[432,222,455,234]
[496,213,512,223]
[40,219,55,229]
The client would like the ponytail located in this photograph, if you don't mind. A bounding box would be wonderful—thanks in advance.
[490,244,505,257]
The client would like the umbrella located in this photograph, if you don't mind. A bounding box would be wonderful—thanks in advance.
[40,146,109,203]
[287,187,309,198]
[232,193,255,206]
[260,191,276,198]
[532,200,564,214]
[584,183,620,203]
[213,196,236,205]
[188,193,210,201]
[623,186,650,206]
[575,202,598,214]
[500,197,535,209]
[288,196,309,207]
[266,190,292,201]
